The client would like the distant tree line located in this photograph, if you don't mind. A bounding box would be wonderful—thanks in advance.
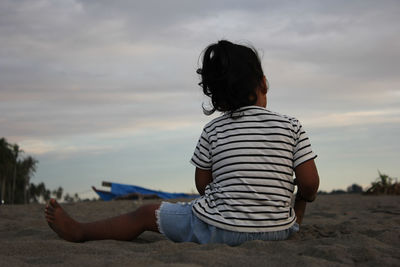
[29,182,82,203]
[0,137,83,204]
[318,184,363,195]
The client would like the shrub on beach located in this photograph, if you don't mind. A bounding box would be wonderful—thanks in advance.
[364,172,400,195]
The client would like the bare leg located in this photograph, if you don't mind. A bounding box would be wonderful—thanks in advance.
[45,199,160,242]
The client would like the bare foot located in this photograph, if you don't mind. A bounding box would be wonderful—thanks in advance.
[45,199,84,242]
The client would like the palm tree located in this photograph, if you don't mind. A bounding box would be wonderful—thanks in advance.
[11,144,23,204]
[0,138,12,204]
[52,186,64,201]
[18,156,38,204]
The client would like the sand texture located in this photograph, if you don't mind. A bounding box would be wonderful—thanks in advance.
[0,195,399,266]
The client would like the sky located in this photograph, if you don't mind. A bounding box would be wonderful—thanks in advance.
[1,0,399,199]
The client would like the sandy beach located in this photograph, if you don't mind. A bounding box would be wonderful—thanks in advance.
[0,195,399,266]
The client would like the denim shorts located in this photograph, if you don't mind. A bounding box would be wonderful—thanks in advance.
[156,201,299,246]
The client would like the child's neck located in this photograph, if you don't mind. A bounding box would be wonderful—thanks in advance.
[255,90,267,108]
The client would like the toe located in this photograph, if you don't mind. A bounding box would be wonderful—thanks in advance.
[45,208,54,216]
[46,205,54,212]
[45,209,54,216]
[49,198,61,208]
[46,215,55,222]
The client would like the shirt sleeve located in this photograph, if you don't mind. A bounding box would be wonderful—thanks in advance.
[293,120,317,168]
[190,128,212,170]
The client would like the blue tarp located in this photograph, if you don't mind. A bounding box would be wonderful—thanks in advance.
[94,190,117,201]
[93,182,197,201]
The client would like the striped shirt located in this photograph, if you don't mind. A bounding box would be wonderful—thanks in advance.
[190,106,317,232]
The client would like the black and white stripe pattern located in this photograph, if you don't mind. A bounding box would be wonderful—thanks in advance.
[191,106,317,232]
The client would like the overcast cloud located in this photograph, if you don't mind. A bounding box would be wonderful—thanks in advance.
[1,0,399,196]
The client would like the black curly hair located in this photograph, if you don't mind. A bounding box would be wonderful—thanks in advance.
[197,40,265,115]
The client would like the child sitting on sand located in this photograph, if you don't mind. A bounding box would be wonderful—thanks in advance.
[45,40,319,246]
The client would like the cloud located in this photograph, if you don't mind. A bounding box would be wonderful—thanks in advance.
[2,0,400,145]
[19,138,115,157]
[304,108,400,128]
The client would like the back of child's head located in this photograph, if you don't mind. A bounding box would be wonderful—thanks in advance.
[197,40,264,115]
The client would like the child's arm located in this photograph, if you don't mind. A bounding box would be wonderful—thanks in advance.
[195,168,213,195]
[294,159,319,224]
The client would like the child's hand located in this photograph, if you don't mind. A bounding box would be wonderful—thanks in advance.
[294,197,307,224]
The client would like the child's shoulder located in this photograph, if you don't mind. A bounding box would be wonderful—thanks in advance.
[268,109,300,125]
[203,106,302,132]
[242,107,301,127]
[271,111,305,133]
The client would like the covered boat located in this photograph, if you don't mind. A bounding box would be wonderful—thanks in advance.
[92,181,198,201]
